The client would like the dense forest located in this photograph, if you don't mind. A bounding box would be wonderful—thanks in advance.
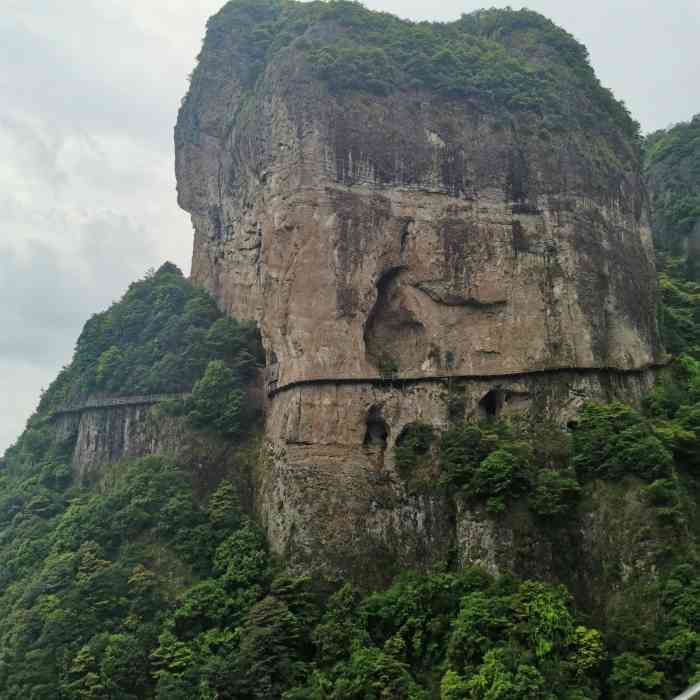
[647,116,700,358]
[2,2,700,699]
[2,258,700,698]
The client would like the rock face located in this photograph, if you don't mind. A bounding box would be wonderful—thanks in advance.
[176,2,663,581]
[55,406,187,482]
[55,404,259,511]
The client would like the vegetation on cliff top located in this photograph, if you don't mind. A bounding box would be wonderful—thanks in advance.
[647,117,700,357]
[29,262,263,437]
[645,114,700,262]
[195,0,637,139]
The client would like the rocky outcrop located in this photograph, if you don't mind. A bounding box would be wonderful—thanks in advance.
[55,405,187,482]
[55,405,258,513]
[175,3,663,581]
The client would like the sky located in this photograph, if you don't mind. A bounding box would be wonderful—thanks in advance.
[1,0,698,454]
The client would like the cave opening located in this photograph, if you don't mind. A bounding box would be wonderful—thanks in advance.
[363,405,388,452]
[364,265,424,371]
[479,389,504,419]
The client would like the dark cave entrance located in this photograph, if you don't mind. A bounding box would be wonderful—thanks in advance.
[479,389,505,419]
[363,405,389,455]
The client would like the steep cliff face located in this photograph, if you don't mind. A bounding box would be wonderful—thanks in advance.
[53,404,260,515]
[55,406,194,482]
[176,1,663,579]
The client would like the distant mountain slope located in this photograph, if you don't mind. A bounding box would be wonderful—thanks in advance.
[646,114,700,266]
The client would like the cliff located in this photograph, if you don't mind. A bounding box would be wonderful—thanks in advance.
[175,1,663,580]
[178,4,660,383]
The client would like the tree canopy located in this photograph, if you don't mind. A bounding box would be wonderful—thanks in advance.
[193,0,638,139]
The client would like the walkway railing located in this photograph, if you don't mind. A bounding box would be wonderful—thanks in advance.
[673,683,700,700]
[265,361,668,397]
[52,393,189,417]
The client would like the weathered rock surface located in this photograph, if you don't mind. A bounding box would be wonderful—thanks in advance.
[56,406,187,482]
[55,405,258,511]
[176,3,663,582]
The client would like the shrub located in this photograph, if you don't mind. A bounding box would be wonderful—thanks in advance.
[471,449,519,498]
[528,469,581,517]
[572,402,673,481]
[394,422,434,472]
[608,652,665,700]
[439,424,487,489]
[185,360,248,437]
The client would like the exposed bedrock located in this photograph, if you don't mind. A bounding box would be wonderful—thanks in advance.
[177,57,661,385]
[175,9,663,581]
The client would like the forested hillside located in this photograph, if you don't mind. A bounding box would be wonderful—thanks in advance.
[647,116,700,361]
[646,115,700,262]
[195,0,636,139]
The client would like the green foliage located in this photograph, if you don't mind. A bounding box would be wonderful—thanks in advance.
[0,450,260,698]
[394,422,434,472]
[657,258,700,357]
[438,419,579,519]
[528,469,581,517]
[32,262,263,416]
[200,1,637,138]
[444,578,602,699]
[182,360,247,437]
[645,115,700,263]
[647,117,700,358]
[608,652,664,700]
[572,402,673,481]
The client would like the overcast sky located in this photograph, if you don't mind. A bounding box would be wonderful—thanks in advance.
[1,0,698,453]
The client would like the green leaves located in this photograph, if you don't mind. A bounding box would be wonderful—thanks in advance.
[572,402,673,481]
[646,116,700,268]
[608,652,665,700]
[214,523,269,590]
[394,422,434,473]
[438,419,579,518]
[444,577,601,699]
[183,360,250,438]
[528,469,581,517]
[32,262,263,413]
[298,3,635,136]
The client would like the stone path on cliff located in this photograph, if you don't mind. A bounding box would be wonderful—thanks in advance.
[265,362,669,397]
[52,394,189,417]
